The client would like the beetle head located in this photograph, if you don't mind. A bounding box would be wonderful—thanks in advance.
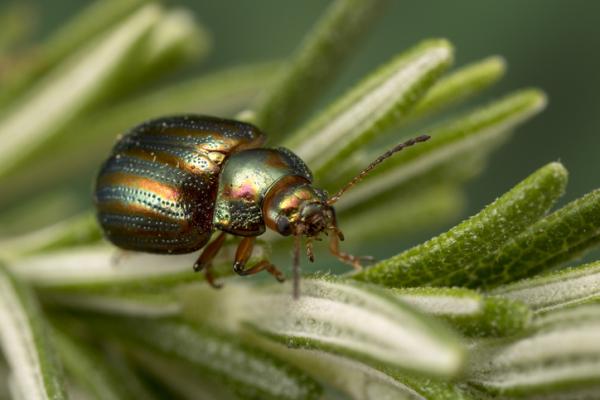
[263,177,336,239]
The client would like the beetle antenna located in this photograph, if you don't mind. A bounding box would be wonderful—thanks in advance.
[293,235,301,299]
[327,135,430,205]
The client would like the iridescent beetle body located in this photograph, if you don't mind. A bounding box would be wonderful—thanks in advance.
[95,116,264,253]
[95,115,429,296]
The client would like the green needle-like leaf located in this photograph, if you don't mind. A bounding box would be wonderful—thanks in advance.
[7,243,265,294]
[0,0,149,106]
[254,0,385,136]
[94,317,323,400]
[491,261,600,313]
[480,189,600,288]
[246,338,475,400]
[392,287,532,337]
[0,213,101,260]
[353,162,568,288]
[124,347,240,400]
[106,7,210,99]
[408,55,506,123]
[52,327,140,400]
[0,4,162,180]
[329,89,546,211]
[45,291,181,318]
[0,62,278,208]
[0,263,67,400]
[286,39,453,173]
[467,304,600,398]
[182,277,465,379]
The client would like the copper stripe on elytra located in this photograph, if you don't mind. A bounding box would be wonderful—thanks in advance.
[118,147,220,175]
[98,172,181,203]
[100,155,190,186]
[126,128,261,153]
[95,185,187,221]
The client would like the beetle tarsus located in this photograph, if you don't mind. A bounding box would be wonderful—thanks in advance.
[329,230,373,270]
[204,267,223,289]
[234,259,285,282]
[234,237,285,282]
[193,232,227,288]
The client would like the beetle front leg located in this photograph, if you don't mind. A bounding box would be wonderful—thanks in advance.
[233,237,285,282]
[194,232,227,288]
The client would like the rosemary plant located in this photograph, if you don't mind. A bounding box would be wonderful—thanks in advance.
[0,1,598,399]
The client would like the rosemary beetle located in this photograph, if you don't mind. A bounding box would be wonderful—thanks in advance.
[94,115,429,297]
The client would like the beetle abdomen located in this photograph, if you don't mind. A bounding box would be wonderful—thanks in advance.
[94,115,265,254]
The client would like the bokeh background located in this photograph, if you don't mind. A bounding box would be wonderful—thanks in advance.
[2,0,599,261]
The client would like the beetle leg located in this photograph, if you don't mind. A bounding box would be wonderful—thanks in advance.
[328,230,374,270]
[233,237,285,282]
[111,250,132,266]
[194,232,227,288]
[306,238,315,262]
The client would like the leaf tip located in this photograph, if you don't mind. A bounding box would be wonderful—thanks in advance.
[484,55,507,75]
[521,87,548,112]
[421,38,454,62]
[545,161,568,184]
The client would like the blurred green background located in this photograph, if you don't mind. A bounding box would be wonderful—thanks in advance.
[2,0,599,258]
[33,0,600,204]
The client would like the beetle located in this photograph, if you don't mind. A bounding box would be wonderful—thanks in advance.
[94,115,429,297]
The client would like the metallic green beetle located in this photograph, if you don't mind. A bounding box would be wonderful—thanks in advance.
[94,115,429,296]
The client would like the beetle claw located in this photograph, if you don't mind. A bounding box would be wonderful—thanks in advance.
[193,262,204,272]
[206,277,223,289]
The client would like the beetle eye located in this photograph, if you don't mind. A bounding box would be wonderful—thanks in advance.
[276,217,292,236]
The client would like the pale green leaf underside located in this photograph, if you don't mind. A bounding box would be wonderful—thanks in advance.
[468,304,600,398]
[92,317,323,400]
[52,327,135,400]
[0,4,207,180]
[491,260,600,313]
[286,39,453,173]
[181,277,465,379]
[0,5,163,178]
[0,213,101,260]
[0,264,67,400]
[6,243,267,294]
[244,338,475,400]
[391,287,531,337]
[0,0,149,106]
[0,62,278,207]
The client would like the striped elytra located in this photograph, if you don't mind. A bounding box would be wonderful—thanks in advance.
[94,115,265,254]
